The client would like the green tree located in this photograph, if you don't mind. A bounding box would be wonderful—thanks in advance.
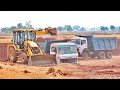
[64,25,73,31]
[80,27,86,31]
[104,27,108,31]
[118,26,120,31]
[10,26,17,32]
[57,26,63,31]
[100,26,105,31]
[17,23,22,29]
[110,25,115,31]
[1,27,10,33]
[73,25,80,31]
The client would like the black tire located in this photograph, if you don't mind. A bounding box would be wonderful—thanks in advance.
[19,52,28,64]
[8,46,17,63]
[105,51,112,59]
[97,51,105,59]
[82,51,89,60]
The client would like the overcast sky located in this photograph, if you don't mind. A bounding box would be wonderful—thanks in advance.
[0,11,120,29]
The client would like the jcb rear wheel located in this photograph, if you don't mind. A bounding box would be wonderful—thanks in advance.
[8,46,17,63]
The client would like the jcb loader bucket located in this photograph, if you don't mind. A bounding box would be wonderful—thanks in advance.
[28,54,56,66]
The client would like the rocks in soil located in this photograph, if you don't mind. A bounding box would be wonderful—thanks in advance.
[9,63,15,66]
[52,73,57,77]
[46,68,71,76]
[22,70,31,73]
[111,65,116,67]
[1,58,8,62]
[0,66,3,69]
[56,70,71,76]
[46,67,55,74]
[4,63,7,65]
[56,70,63,75]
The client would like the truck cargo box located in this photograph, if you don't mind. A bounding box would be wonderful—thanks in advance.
[38,40,69,54]
[92,38,117,50]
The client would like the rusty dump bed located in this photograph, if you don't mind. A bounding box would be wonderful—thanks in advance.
[0,43,8,60]
[0,37,12,61]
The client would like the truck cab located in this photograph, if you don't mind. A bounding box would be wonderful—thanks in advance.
[68,37,89,60]
[69,37,87,54]
[50,42,78,64]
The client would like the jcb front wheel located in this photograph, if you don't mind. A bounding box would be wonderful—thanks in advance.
[19,52,28,64]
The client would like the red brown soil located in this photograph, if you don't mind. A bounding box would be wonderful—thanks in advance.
[0,56,120,79]
[0,33,120,79]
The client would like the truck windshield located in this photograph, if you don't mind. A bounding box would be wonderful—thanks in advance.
[58,45,77,54]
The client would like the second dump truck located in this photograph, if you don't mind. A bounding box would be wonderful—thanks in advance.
[69,35,117,59]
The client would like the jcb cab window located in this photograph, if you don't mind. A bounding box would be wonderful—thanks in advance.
[81,40,86,45]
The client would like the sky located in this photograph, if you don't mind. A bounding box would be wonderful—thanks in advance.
[0,11,120,29]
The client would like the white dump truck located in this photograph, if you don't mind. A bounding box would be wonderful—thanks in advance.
[39,40,78,64]
[69,35,117,60]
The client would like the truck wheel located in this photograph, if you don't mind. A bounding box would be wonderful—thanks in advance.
[97,51,105,59]
[8,46,17,63]
[82,51,89,60]
[105,51,112,59]
[19,52,28,64]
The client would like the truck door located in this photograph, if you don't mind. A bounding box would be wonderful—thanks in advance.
[79,39,87,54]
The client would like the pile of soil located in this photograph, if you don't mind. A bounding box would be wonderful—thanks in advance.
[37,37,56,42]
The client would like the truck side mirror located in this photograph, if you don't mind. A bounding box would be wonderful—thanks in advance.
[51,47,57,54]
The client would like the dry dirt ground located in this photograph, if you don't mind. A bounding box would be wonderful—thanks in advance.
[0,56,120,79]
[0,33,120,79]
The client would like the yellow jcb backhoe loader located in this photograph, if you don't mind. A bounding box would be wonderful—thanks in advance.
[8,29,57,66]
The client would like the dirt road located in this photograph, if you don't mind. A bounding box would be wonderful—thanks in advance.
[0,56,120,79]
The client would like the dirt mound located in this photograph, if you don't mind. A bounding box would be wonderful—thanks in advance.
[46,67,55,74]
[46,67,72,77]
[37,37,56,42]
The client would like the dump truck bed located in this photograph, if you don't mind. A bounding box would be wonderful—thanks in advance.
[92,38,117,50]
[38,40,69,53]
